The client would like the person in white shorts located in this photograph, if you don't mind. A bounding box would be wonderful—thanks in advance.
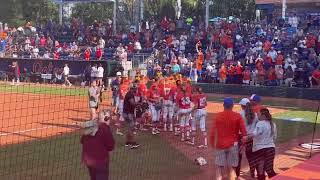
[91,64,98,82]
[190,87,208,148]
[115,79,128,136]
[63,64,72,86]
[176,85,193,141]
[148,84,162,135]
[161,81,175,132]
[96,63,104,87]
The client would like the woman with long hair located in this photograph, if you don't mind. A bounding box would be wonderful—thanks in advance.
[253,108,277,180]
[238,98,258,178]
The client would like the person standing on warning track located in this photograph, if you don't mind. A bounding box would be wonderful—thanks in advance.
[91,64,98,82]
[96,63,104,87]
[88,81,100,121]
[63,64,72,87]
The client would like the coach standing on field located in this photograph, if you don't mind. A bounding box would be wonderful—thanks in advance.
[210,98,247,180]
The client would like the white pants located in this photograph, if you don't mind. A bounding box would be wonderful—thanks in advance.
[192,109,207,132]
[118,100,124,121]
[243,80,250,85]
[285,78,293,86]
[178,108,192,127]
[162,100,174,123]
[150,104,161,122]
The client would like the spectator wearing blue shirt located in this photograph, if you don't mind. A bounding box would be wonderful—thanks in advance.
[171,59,180,74]
[0,38,6,54]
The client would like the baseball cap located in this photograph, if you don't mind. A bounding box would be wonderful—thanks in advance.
[116,72,122,76]
[239,98,250,106]
[250,94,261,102]
[223,97,234,108]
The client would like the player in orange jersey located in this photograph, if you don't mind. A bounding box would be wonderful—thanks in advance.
[148,84,162,135]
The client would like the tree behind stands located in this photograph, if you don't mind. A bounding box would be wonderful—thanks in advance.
[0,0,58,26]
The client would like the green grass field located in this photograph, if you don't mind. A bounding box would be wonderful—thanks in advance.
[0,84,88,96]
[0,83,319,179]
[0,130,200,180]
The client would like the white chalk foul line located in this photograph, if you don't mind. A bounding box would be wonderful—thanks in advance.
[0,126,53,136]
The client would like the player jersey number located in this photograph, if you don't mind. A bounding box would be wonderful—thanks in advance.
[181,97,191,105]
[199,97,207,107]
[164,88,171,95]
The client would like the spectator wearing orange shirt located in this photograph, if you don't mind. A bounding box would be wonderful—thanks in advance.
[267,66,277,86]
[210,98,247,180]
[263,40,271,52]
[219,64,227,84]
[235,62,243,84]
[243,66,251,85]
[257,67,265,86]
[275,65,284,86]
[227,65,236,84]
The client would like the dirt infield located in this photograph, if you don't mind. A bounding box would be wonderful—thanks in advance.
[0,91,108,145]
[0,90,287,146]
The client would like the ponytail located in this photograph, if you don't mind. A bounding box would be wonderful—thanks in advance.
[260,108,274,137]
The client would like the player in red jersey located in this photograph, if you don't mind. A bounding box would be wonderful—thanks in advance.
[171,79,183,134]
[160,78,175,132]
[176,84,193,141]
[190,87,208,148]
[135,79,149,131]
[148,83,162,135]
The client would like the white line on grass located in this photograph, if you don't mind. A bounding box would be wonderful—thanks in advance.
[0,126,53,136]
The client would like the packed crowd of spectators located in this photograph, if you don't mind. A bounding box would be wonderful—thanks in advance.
[0,13,320,88]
